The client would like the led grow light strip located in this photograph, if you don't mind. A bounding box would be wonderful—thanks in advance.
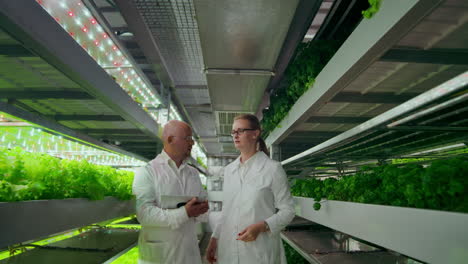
[35,0,207,162]
[36,0,161,116]
[0,126,145,167]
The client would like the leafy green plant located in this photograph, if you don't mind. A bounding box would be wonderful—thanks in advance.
[196,156,207,169]
[261,1,383,137]
[261,40,339,138]
[0,147,134,202]
[362,0,382,19]
[291,156,468,213]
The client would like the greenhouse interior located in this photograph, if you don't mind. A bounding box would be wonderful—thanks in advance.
[0,0,467,263]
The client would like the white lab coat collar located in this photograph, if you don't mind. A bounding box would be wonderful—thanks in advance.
[151,150,189,168]
[229,151,269,175]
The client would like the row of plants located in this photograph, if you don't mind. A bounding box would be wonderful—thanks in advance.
[290,156,468,213]
[261,40,339,137]
[260,1,383,138]
[0,147,134,202]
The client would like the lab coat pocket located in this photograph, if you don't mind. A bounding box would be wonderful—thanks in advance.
[251,234,270,263]
[139,240,167,264]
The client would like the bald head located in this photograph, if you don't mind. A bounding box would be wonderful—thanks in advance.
[162,120,194,164]
[162,120,191,144]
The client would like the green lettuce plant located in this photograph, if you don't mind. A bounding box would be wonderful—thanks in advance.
[290,156,468,213]
[0,147,134,202]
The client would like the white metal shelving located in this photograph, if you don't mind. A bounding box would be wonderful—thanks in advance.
[294,197,468,264]
[266,0,443,147]
[0,197,135,249]
[281,71,467,174]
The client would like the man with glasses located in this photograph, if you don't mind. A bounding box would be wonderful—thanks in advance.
[133,120,209,264]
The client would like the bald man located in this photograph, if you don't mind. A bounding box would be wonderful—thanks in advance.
[133,120,209,264]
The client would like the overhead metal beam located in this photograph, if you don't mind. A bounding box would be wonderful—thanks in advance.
[0,101,148,161]
[149,79,161,88]
[257,0,323,116]
[287,131,342,139]
[121,40,139,49]
[0,91,93,100]
[120,142,158,147]
[281,72,467,166]
[314,0,346,40]
[280,143,318,149]
[0,0,161,142]
[175,85,207,90]
[140,64,154,70]
[101,135,152,142]
[143,70,159,78]
[331,92,419,104]
[133,56,148,64]
[204,68,274,76]
[381,48,468,65]
[112,26,130,33]
[385,126,468,132]
[0,44,34,57]
[124,145,158,149]
[117,33,134,40]
[79,129,144,134]
[50,115,125,121]
[114,0,174,87]
[7,98,38,113]
[306,116,370,124]
[183,103,212,108]
[98,6,119,13]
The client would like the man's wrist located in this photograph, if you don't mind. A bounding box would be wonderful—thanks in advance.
[263,221,270,232]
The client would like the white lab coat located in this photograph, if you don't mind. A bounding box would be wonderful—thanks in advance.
[132,151,207,264]
[213,151,295,264]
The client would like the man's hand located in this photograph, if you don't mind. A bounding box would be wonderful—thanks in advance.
[184,197,209,217]
[236,221,267,242]
[206,237,217,263]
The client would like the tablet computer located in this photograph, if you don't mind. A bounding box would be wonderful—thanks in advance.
[160,195,207,209]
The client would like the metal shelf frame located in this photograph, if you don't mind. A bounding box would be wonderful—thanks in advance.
[0,0,162,149]
[207,191,223,202]
[1,228,139,264]
[294,197,468,264]
[265,0,444,147]
[0,197,135,249]
[282,72,467,175]
[281,232,318,264]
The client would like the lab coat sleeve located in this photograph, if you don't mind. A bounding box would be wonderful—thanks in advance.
[211,207,224,239]
[133,167,189,229]
[265,162,295,236]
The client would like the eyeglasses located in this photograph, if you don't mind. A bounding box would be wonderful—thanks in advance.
[173,136,194,142]
[230,128,256,136]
